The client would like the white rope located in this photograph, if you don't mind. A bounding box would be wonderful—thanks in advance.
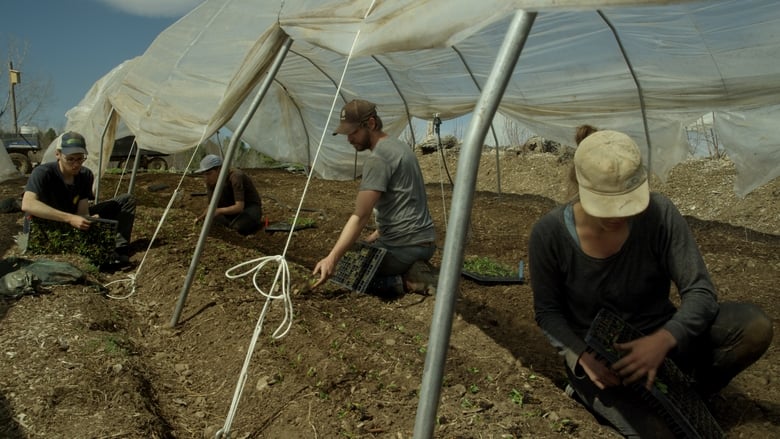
[217,2,379,436]
[104,273,137,300]
[216,255,293,435]
[437,150,449,230]
[112,139,136,199]
[101,139,136,298]
[225,255,294,339]
[105,125,212,300]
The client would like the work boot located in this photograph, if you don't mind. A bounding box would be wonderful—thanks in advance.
[403,260,438,295]
[367,274,404,298]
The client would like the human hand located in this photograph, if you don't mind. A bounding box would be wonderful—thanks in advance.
[612,329,677,390]
[311,256,336,289]
[68,214,93,231]
[364,230,379,243]
[578,350,622,389]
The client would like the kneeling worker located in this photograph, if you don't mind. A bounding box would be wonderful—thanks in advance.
[195,154,263,236]
[312,99,438,295]
[22,131,136,262]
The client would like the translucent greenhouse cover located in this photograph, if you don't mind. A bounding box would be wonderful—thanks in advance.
[63,0,780,196]
[0,142,23,183]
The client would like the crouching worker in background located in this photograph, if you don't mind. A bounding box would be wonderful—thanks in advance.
[312,99,437,296]
[194,154,263,236]
[529,129,772,437]
[21,131,136,266]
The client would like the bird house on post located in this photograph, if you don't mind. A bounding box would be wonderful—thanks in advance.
[9,69,21,84]
[8,62,21,133]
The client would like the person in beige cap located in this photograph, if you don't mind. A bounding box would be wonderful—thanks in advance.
[529,129,772,437]
[312,99,437,295]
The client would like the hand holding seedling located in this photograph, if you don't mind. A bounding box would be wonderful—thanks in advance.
[312,255,337,289]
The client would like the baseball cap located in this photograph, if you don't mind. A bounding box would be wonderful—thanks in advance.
[332,99,377,135]
[196,154,223,173]
[57,131,88,155]
[574,130,649,218]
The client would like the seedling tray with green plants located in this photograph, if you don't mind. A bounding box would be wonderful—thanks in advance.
[585,308,723,439]
[264,217,317,234]
[330,242,386,294]
[461,256,524,285]
[26,216,118,265]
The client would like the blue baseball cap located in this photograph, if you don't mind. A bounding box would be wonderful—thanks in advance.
[196,154,223,173]
[57,132,88,155]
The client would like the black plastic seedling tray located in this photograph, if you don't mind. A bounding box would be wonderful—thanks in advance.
[460,271,524,285]
[264,221,316,234]
[461,260,525,285]
[585,308,724,439]
[329,242,386,294]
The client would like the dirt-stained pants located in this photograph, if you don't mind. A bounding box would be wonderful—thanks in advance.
[566,301,772,437]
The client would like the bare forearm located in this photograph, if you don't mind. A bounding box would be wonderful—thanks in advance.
[328,214,369,261]
[22,195,78,223]
[214,199,245,217]
[216,205,242,216]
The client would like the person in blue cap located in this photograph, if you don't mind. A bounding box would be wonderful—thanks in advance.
[194,154,263,236]
[21,131,136,263]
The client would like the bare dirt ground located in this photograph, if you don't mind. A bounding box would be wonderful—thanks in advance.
[0,150,778,439]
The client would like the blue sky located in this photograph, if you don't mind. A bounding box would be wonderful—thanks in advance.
[1,0,203,133]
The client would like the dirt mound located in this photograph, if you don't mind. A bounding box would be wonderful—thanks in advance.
[0,153,778,438]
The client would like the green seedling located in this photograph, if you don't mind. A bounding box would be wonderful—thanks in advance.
[460,397,475,409]
[28,217,116,264]
[288,216,316,228]
[510,388,525,406]
[462,256,515,277]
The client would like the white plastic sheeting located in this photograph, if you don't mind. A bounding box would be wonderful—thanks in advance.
[65,0,780,196]
[0,142,22,183]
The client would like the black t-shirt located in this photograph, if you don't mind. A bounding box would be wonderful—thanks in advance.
[25,161,94,214]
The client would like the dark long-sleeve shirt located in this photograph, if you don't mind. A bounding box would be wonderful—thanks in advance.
[529,193,719,366]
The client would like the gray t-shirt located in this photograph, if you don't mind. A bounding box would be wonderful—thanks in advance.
[359,137,435,246]
[529,193,719,360]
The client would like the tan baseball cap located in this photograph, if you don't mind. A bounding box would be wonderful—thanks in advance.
[574,130,649,218]
[332,99,377,135]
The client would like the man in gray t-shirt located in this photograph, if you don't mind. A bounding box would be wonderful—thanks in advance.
[312,99,436,294]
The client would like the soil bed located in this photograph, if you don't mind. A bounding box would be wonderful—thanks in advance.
[0,151,778,438]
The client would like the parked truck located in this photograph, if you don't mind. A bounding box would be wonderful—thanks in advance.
[1,126,44,174]
[111,135,169,171]
[2,130,170,173]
